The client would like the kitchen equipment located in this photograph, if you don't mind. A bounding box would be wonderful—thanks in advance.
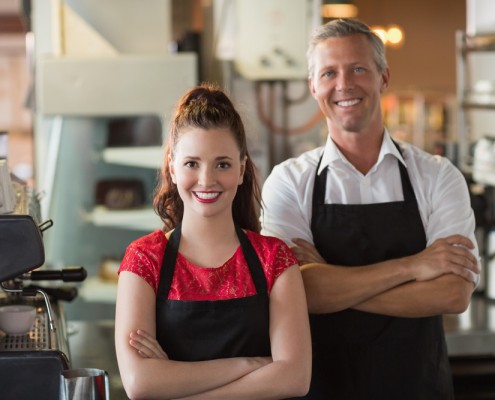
[473,136,495,187]
[61,368,110,400]
[485,229,495,300]
[0,159,16,213]
[0,182,105,400]
[0,304,36,335]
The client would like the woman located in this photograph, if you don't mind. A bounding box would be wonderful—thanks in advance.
[115,83,311,399]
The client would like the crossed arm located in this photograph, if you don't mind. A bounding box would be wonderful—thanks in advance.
[291,234,479,317]
[115,265,311,400]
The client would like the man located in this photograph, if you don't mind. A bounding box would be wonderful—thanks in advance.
[261,18,480,399]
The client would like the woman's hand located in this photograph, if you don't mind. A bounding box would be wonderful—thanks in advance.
[291,238,326,265]
[129,329,169,360]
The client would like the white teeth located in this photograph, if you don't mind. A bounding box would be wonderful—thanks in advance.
[337,99,360,107]
[195,192,220,199]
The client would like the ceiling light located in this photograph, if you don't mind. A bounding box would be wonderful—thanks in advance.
[321,0,358,19]
[371,25,405,48]
[372,26,388,43]
[386,25,404,46]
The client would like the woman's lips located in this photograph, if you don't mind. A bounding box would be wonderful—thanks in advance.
[193,191,221,203]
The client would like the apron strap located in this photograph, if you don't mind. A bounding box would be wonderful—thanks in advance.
[157,223,181,298]
[235,225,268,296]
[158,223,267,298]
[392,141,417,204]
[312,140,418,209]
[312,155,326,208]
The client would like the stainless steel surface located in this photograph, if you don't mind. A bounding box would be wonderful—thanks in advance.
[61,368,110,400]
[56,294,495,400]
[0,308,48,350]
[0,295,70,357]
[68,320,127,399]
[64,296,495,400]
[444,294,495,357]
[0,295,71,399]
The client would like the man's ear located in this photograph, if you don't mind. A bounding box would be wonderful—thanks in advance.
[308,77,317,99]
[380,67,390,93]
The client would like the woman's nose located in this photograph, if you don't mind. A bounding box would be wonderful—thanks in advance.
[198,166,215,186]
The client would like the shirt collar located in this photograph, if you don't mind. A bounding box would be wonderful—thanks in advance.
[317,129,407,175]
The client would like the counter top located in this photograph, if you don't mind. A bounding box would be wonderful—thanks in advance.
[444,294,495,357]
[67,319,127,399]
[65,294,495,400]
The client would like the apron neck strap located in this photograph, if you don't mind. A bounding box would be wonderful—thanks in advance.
[158,223,268,297]
[235,225,268,295]
[157,223,182,297]
[312,140,417,207]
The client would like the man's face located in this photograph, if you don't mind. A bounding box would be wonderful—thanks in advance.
[309,34,389,135]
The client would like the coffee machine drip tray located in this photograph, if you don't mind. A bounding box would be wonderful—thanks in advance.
[0,296,71,400]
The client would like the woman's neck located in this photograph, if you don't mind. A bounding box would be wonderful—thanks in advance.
[177,213,240,268]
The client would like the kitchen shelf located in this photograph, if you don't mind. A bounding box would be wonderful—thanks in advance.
[88,206,162,231]
[460,33,495,53]
[102,146,163,169]
[456,30,495,171]
[462,102,495,110]
[78,276,117,304]
[31,1,198,310]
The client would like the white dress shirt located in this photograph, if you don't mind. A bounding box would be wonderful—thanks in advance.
[261,130,480,272]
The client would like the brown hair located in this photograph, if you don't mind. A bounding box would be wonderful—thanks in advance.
[153,83,261,232]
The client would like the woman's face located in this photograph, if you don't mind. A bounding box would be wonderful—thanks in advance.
[170,127,246,221]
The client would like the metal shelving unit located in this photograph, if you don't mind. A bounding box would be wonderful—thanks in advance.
[31,0,198,309]
[455,31,495,172]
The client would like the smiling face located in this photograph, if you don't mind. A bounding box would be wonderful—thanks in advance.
[169,127,246,222]
[309,34,389,138]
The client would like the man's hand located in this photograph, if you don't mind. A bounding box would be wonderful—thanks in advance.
[403,234,480,283]
[291,238,326,265]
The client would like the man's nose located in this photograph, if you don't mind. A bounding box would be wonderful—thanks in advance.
[336,71,354,92]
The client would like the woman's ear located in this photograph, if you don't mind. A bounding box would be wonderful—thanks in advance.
[168,154,177,184]
[239,156,247,185]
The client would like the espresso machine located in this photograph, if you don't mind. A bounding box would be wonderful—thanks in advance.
[0,179,89,399]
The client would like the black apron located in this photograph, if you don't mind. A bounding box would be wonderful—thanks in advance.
[303,146,453,399]
[155,224,271,362]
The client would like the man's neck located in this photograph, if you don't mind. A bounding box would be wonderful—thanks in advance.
[329,125,385,175]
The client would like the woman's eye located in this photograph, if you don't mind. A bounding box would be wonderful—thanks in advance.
[217,162,231,169]
[322,71,334,78]
[185,161,197,168]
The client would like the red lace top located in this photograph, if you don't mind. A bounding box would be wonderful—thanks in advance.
[118,230,298,300]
